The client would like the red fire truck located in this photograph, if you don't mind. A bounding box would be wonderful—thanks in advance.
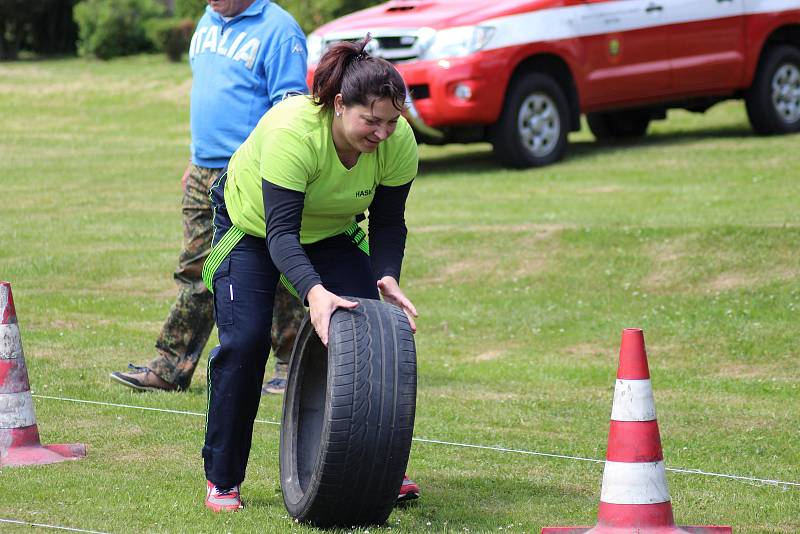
[308,0,800,167]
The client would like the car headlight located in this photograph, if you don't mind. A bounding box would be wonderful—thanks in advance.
[417,25,495,61]
[307,33,324,67]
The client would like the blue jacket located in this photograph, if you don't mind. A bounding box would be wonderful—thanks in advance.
[188,0,308,168]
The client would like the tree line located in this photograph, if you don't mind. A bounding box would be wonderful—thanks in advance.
[0,0,380,61]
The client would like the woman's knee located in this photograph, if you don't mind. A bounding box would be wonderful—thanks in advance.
[213,322,269,370]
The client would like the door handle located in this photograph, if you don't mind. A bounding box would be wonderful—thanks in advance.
[717,0,733,3]
[645,3,663,12]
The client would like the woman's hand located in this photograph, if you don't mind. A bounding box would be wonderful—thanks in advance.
[377,276,418,333]
[306,284,359,346]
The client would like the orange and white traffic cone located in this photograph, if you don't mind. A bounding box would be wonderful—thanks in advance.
[542,328,731,533]
[0,281,86,467]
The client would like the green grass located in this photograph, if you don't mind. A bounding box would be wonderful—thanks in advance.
[0,55,798,533]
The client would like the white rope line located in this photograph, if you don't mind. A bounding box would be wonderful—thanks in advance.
[32,394,799,489]
[412,437,605,464]
[411,438,800,488]
[664,467,799,488]
[0,518,111,534]
[32,394,278,425]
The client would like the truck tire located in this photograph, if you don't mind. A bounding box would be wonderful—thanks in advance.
[280,298,417,528]
[746,45,800,135]
[587,111,650,140]
[491,72,570,168]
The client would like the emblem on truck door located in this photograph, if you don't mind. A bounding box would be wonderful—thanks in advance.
[609,38,620,56]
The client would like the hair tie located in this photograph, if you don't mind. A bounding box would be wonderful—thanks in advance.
[356,32,372,61]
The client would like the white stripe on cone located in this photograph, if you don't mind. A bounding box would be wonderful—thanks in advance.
[610,379,656,422]
[0,289,8,319]
[600,460,670,504]
[0,324,23,359]
[0,391,36,428]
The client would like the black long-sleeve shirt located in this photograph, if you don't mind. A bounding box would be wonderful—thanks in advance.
[263,179,413,303]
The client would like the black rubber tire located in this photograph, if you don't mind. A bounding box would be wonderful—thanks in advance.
[280,297,417,528]
[587,111,650,140]
[490,72,570,168]
[745,45,800,135]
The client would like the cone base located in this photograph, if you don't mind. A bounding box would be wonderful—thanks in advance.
[542,526,731,534]
[1,443,86,467]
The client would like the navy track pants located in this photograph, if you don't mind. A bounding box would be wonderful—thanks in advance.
[203,178,378,488]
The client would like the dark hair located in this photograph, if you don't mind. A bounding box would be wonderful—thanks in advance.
[312,35,407,112]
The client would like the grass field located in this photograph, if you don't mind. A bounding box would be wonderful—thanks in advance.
[0,55,798,534]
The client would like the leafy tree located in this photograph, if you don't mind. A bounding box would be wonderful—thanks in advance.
[0,0,64,59]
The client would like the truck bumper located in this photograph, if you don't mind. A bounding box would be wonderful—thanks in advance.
[398,53,507,135]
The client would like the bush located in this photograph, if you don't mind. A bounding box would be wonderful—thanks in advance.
[175,0,206,20]
[172,0,382,31]
[145,17,195,62]
[281,0,381,35]
[159,0,383,40]
[73,0,164,59]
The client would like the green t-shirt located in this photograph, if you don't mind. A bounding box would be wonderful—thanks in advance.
[225,95,418,244]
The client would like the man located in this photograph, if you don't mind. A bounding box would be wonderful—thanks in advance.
[110,0,307,395]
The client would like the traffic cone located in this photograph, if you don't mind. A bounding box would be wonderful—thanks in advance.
[0,281,86,466]
[542,328,731,533]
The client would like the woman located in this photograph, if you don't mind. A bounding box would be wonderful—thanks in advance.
[200,36,420,511]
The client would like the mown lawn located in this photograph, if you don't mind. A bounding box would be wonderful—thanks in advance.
[0,55,798,534]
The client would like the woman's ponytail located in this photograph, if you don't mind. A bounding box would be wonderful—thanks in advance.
[312,34,407,112]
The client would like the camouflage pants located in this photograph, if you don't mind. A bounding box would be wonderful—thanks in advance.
[149,164,306,389]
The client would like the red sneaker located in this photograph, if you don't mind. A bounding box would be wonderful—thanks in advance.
[205,481,243,512]
[397,474,420,502]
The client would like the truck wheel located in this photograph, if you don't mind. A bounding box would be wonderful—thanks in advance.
[491,72,570,168]
[746,45,800,135]
[587,111,650,140]
[280,298,417,528]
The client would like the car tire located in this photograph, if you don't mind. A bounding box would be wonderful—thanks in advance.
[279,298,417,528]
[587,111,650,140]
[491,72,570,168]
[746,45,800,135]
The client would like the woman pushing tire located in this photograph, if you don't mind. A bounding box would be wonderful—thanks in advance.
[281,298,417,527]
[199,34,421,516]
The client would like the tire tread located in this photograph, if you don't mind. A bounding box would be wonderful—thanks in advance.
[280,298,416,527]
